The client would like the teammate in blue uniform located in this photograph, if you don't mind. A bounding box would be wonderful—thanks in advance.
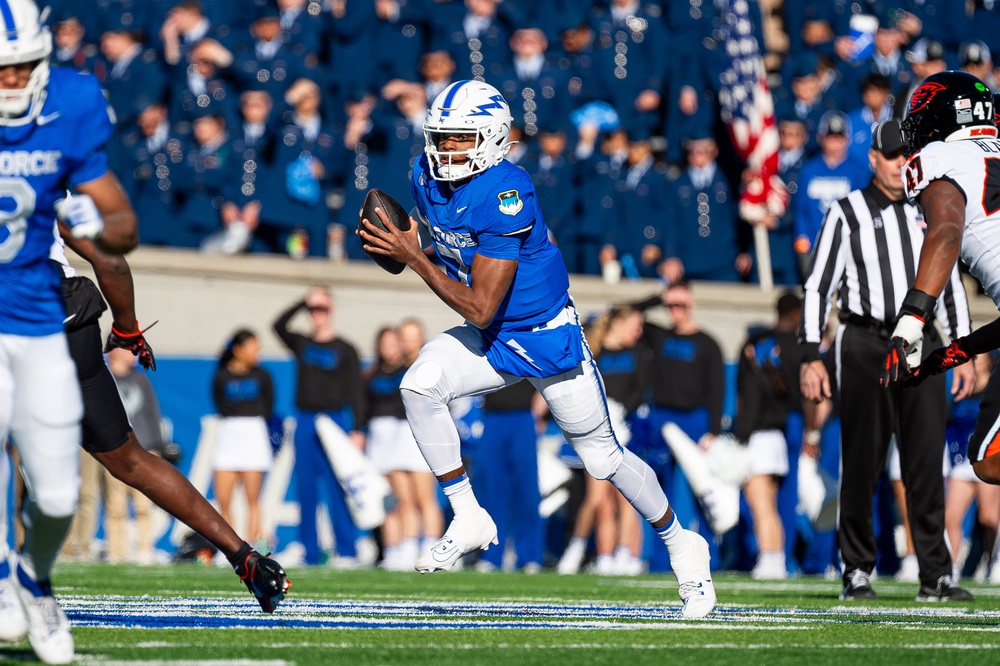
[0,2,137,662]
[360,80,715,618]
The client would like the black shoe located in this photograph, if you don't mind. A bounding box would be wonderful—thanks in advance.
[840,569,877,600]
[916,575,974,602]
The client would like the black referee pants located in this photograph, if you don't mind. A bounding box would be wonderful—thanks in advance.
[836,324,951,587]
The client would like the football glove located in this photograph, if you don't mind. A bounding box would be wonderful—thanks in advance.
[104,320,158,371]
[882,288,937,386]
[55,193,103,240]
[905,339,973,387]
[234,549,291,613]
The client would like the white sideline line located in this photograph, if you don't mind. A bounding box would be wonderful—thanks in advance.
[85,643,1000,652]
[77,659,291,665]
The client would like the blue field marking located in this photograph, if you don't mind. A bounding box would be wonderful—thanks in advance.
[59,596,1000,631]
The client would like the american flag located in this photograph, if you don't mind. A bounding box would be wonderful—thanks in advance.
[717,0,788,223]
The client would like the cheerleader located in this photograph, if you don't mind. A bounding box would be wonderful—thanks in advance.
[213,329,275,549]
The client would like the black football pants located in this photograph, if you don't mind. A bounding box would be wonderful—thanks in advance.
[836,324,951,587]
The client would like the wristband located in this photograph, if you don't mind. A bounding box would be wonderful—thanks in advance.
[112,320,142,338]
[805,430,821,446]
[898,288,936,323]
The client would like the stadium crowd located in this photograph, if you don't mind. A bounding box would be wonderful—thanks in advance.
[19,0,1000,583]
[46,0,999,283]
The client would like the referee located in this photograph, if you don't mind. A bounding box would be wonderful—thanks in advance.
[799,120,975,602]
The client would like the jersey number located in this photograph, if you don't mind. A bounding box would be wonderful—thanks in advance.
[984,158,1000,216]
[904,156,923,193]
[0,177,36,263]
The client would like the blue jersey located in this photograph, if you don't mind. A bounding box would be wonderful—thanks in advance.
[410,155,570,335]
[0,67,113,336]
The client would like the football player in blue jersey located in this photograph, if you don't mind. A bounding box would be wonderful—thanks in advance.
[0,1,137,663]
[360,80,716,618]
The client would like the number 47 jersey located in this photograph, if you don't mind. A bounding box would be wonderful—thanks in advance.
[0,68,114,336]
[904,136,1000,307]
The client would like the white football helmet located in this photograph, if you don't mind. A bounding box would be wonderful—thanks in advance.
[423,80,512,181]
[0,0,52,126]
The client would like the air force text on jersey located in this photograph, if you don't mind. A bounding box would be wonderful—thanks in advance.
[0,150,61,176]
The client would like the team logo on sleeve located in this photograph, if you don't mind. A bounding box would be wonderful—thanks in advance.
[497,190,523,215]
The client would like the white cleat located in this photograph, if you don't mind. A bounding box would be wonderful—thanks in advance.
[415,508,498,573]
[670,530,716,619]
[0,574,28,643]
[13,572,74,665]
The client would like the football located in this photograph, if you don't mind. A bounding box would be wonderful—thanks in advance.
[359,188,411,275]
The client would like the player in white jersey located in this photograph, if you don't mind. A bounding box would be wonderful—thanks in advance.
[0,1,137,663]
[881,70,1000,487]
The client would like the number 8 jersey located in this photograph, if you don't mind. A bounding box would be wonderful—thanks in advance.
[903,135,1000,306]
[0,68,114,336]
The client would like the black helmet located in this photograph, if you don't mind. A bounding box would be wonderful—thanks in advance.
[900,70,995,156]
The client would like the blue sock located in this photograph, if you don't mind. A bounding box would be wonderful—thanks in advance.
[0,558,9,580]
[16,562,52,598]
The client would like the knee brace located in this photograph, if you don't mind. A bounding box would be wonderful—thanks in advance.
[401,357,453,404]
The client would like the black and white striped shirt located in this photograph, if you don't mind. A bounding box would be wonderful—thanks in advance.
[800,182,971,357]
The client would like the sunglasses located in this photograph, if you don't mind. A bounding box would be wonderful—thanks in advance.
[307,306,330,314]
[665,302,691,310]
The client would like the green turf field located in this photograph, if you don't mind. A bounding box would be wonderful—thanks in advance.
[2,563,999,665]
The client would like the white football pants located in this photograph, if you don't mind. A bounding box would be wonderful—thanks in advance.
[0,332,82,580]
[400,316,669,524]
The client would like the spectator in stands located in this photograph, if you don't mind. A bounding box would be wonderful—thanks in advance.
[777,53,837,155]
[587,0,668,139]
[438,0,511,83]
[766,118,809,286]
[374,0,429,84]
[792,111,869,270]
[635,282,725,569]
[474,381,544,573]
[278,0,328,58]
[168,38,238,136]
[104,348,164,565]
[579,126,627,278]
[159,0,219,66]
[257,79,343,258]
[896,0,967,56]
[784,1,839,60]
[365,83,428,219]
[417,50,457,105]
[115,102,185,247]
[601,126,670,280]
[211,90,275,256]
[365,327,442,571]
[662,135,747,284]
[836,13,912,107]
[52,15,100,73]
[273,287,365,566]
[99,22,165,133]
[212,329,275,554]
[846,73,893,163]
[173,110,232,249]
[231,3,314,103]
[496,27,571,139]
[521,123,578,269]
[893,38,947,119]
[960,40,995,90]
